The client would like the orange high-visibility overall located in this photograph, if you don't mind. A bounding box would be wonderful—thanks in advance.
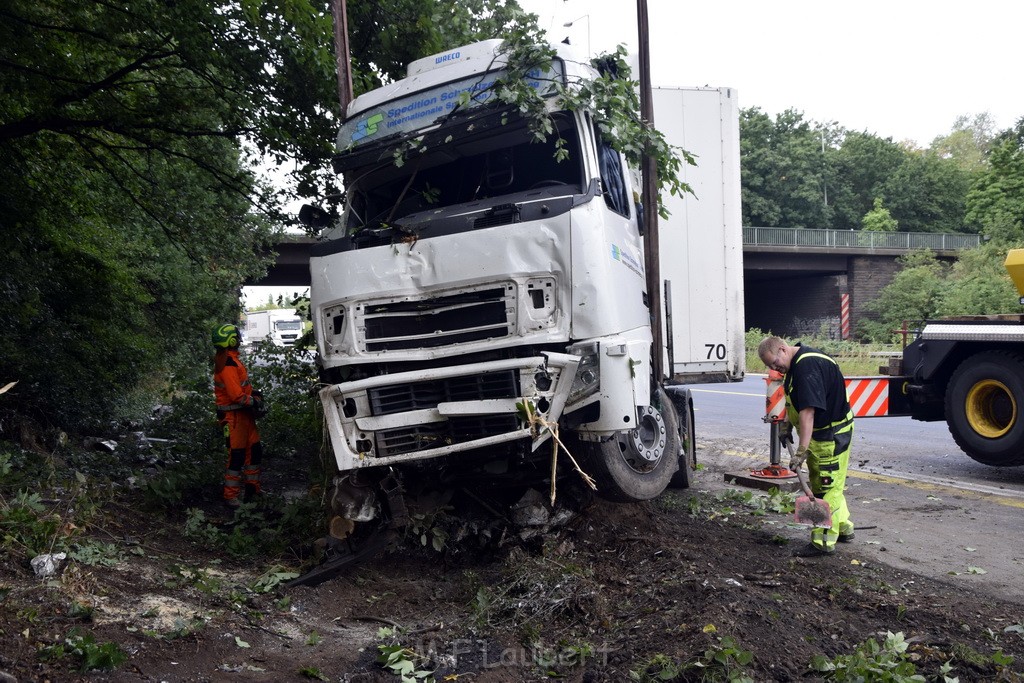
[214,348,262,502]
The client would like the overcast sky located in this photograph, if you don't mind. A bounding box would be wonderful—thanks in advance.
[519,0,1023,145]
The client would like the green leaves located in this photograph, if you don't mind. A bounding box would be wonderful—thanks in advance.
[39,629,128,673]
[573,46,696,213]
[376,643,436,682]
[966,120,1024,241]
[863,198,899,232]
[809,631,926,682]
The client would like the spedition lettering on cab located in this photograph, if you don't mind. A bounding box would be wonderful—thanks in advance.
[388,97,439,118]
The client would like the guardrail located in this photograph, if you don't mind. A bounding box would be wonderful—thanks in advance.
[743,227,981,251]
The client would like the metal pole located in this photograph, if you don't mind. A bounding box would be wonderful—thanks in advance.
[330,0,354,114]
[636,0,664,384]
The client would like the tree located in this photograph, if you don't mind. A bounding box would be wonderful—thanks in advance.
[858,251,947,343]
[966,118,1024,242]
[860,118,1024,338]
[861,198,898,232]
[936,242,1020,317]
[826,131,906,231]
[930,112,997,174]
[880,150,973,233]
[740,108,831,228]
[0,0,532,432]
[929,119,1024,317]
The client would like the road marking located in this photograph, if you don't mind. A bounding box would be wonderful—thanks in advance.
[691,389,763,398]
[715,449,1024,509]
[849,469,1024,508]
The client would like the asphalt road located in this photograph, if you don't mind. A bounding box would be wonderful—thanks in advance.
[686,373,1024,604]
[690,373,1024,492]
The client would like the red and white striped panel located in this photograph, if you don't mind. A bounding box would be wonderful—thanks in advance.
[764,370,786,421]
[840,293,850,340]
[845,377,888,417]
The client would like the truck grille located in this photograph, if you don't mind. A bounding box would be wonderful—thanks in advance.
[368,370,518,416]
[375,416,519,458]
[368,370,520,457]
[360,286,514,352]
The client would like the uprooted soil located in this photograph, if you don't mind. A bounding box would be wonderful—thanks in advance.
[2,468,1023,683]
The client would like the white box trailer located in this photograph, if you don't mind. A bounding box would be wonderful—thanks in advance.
[654,87,745,384]
[243,309,304,346]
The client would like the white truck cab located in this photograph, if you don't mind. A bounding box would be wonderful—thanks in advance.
[302,39,743,530]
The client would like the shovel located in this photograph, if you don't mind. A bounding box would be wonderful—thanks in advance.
[788,445,832,527]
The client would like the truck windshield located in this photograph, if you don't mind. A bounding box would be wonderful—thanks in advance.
[340,112,582,234]
[275,321,302,331]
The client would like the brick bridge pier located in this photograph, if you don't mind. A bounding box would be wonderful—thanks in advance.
[742,228,979,339]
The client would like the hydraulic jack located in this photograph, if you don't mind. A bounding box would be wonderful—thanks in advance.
[724,370,801,493]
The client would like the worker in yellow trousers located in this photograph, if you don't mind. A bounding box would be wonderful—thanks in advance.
[759,336,855,555]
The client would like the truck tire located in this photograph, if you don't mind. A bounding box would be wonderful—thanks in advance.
[667,388,695,489]
[945,351,1024,467]
[581,388,679,502]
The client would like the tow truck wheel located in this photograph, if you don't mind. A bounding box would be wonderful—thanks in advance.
[946,351,1024,467]
[582,388,680,502]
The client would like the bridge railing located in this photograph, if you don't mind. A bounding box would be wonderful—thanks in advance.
[743,227,981,251]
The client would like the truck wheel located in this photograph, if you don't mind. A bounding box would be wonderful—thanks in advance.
[668,389,695,489]
[946,351,1024,467]
[581,388,679,502]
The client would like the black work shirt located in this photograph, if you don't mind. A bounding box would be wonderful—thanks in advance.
[784,344,850,430]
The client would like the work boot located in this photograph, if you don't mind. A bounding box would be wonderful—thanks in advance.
[838,521,855,543]
[792,542,835,557]
[224,497,242,510]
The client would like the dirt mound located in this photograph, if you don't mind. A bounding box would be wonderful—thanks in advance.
[3,486,1022,682]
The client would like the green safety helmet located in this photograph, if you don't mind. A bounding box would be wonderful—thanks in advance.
[211,323,241,349]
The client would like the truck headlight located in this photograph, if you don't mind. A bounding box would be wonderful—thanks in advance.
[568,342,600,404]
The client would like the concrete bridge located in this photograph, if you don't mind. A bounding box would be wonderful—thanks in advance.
[742,227,979,338]
[257,227,981,339]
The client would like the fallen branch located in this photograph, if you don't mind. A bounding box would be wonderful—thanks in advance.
[248,622,294,640]
[349,615,403,629]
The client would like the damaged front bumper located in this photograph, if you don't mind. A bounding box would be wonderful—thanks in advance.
[320,353,580,472]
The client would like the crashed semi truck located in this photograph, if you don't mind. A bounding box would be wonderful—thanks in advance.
[301,40,744,540]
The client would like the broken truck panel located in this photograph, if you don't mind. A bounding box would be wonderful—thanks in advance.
[320,353,580,471]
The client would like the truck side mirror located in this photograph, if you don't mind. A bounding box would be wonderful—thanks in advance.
[635,200,645,236]
[298,204,333,231]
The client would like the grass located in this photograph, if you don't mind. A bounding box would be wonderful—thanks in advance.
[745,328,901,377]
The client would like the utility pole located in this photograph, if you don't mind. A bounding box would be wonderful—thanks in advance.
[330,0,354,113]
[636,0,664,384]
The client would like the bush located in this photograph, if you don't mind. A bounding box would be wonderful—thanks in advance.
[859,251,947,343]
[243,343,322,461]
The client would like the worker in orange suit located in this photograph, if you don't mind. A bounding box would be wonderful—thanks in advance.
[212,323,265,508]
